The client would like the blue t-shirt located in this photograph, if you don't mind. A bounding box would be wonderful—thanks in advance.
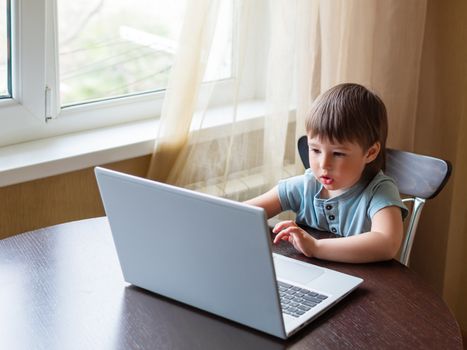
[277,169,408,237]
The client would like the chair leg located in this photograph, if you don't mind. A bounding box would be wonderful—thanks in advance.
[400,197,426,266]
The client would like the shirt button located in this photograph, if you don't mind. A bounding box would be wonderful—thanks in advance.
[331,228,337,233]
[325,204,333,210]
[329,215,335,220]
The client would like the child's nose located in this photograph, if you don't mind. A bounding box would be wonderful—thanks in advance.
[320,155,332,169]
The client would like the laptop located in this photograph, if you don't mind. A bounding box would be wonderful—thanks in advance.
[94,167,363,339]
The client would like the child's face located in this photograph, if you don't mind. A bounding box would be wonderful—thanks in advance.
[307,134,380,198]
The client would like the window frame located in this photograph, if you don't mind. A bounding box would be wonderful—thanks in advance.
[0,0,266,149]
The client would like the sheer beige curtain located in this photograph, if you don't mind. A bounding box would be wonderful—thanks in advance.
[147,0,426,203]
[146,0,221,182]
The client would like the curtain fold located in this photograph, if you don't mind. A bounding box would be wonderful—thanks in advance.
[146,0,220,182]
[160,0,258,198]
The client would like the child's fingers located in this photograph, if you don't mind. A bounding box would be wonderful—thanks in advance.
[273,230,290,244]
[272,220,297,233]
[276,227,308,245]
[273,225,303,244]
[274,226,314,257]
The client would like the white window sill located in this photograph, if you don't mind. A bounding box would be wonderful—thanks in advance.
[0,100,268,187]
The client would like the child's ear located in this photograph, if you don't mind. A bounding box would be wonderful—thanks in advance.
[365,142,381,163]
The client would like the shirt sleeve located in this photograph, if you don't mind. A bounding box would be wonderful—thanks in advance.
[277,174,306,212]
[368,177,409,219]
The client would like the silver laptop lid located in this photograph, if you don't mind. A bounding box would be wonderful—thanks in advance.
[95,167,287,338]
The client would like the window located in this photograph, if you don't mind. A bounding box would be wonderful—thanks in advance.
[0,0,11,98]
[0,0,263,149]
[58,0,232,107]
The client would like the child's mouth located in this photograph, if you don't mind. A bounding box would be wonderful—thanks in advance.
[320,176,334,185]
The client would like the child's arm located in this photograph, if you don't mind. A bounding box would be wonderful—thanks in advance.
[273,206,404,263]
[244,186,282,218]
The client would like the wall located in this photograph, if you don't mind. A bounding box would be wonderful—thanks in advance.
[0,155,151,239]
[413,0,467,342]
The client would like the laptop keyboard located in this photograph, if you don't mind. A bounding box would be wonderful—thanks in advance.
[278,281,328,318]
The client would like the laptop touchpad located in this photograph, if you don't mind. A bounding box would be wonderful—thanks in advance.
[274,256,324,285]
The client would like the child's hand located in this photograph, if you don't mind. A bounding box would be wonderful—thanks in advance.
[272,220,318,258]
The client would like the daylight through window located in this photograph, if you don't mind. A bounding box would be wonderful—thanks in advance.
[58,0,233,107]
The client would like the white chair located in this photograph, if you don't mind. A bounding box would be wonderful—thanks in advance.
[297,135,452,266]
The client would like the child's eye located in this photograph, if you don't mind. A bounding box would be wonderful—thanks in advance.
[333,152,346,157]
[309,148,321,154]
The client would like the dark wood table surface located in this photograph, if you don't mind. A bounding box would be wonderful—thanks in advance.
[0,217,463,350]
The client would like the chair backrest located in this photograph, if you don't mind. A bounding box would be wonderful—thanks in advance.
[297,135,452,266]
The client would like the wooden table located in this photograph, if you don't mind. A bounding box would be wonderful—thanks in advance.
[0,217,462,349]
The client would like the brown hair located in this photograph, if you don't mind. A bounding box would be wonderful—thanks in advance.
[306,83,388,179]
